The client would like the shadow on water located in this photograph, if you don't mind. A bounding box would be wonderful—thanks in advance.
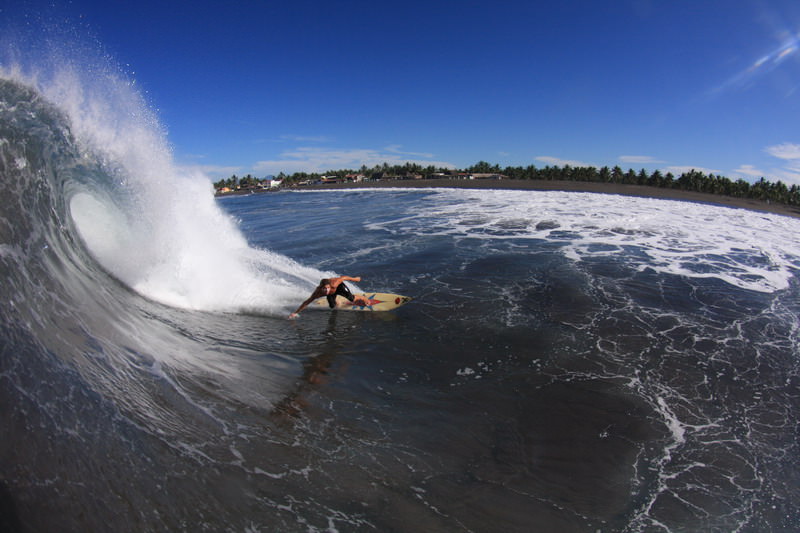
[271,311,346,419]
[0,482,22,533]
[268,308,401,420]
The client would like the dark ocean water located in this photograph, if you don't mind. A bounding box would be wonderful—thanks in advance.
[2,69,800,532]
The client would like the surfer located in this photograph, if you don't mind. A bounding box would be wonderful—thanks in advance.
[289,276,368,318]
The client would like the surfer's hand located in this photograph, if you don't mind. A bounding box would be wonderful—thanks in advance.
[289,313,298,319]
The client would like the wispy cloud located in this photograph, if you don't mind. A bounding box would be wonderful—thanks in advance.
[385,144,435,159]
[710,33,800,95]
[771,167,800,185]
[253,146,456,175]
[619,155,665,164]
[765,142,800,160]
[535,156,592,167]
[711,143,800,185]
[761,142,800,185]
[732,164,765,178]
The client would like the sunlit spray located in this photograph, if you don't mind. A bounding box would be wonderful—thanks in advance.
[2,26,324,314]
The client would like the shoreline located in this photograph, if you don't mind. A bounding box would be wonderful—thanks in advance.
[296,178,800,219]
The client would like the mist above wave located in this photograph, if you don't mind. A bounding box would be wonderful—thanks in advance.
[1,49,319,314]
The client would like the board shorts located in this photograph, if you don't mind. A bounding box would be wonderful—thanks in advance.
[327,282,355,308]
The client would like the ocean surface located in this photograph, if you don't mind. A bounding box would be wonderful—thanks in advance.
[2,67,800,533]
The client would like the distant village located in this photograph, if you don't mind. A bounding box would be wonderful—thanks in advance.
[214,170,505,196]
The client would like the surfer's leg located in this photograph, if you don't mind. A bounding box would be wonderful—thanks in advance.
[326,294,337,308]
[335,283,355,302]
[336,283,368,306]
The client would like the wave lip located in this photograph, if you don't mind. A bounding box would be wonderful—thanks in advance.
[0,64,326,315]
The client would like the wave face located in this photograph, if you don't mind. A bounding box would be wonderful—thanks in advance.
[2,42,800,533]
[0,60,335,531]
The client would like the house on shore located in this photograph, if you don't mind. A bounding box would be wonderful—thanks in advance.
[371,171,424,181]
[214,178,282,196]
[469,173,505,180]
[429,171,504,180]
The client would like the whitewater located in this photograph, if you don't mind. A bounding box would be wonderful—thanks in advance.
[2,43,800,533]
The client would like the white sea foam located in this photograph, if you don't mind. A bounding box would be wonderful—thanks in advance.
[366,188,800,293]
[656,396,686,445]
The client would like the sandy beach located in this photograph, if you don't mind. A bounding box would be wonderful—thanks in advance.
[302,178,800,220]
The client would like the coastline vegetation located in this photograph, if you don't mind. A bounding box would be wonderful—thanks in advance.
[214,161,800,207]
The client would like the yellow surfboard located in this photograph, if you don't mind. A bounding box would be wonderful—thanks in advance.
[312,292,412,312]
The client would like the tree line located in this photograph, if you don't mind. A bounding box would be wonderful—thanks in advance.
[468,161,800,206]
[215,161,800,207]
[214,174,262,190]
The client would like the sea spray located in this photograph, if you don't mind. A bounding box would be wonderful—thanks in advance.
[1,43,324,314]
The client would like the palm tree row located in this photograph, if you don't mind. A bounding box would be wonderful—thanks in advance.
[469,161,799,206]
[221,161,800,206]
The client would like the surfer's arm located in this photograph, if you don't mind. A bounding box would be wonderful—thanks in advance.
[289,297,315,318]
[289,288,324,318]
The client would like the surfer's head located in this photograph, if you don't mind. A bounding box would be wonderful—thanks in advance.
[319,278,333,294]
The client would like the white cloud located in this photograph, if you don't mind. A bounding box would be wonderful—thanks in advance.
[619,155,665,164]
[732,164,765,178]
[773,168,800,185]
[730,164,800,186]
[253,146,456,175]
[757,142,800,185]
[765,142,800,161]
[385,144,435,158]
[535,156,592,167]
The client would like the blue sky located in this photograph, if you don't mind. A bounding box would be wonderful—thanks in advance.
[5,1,800,184]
